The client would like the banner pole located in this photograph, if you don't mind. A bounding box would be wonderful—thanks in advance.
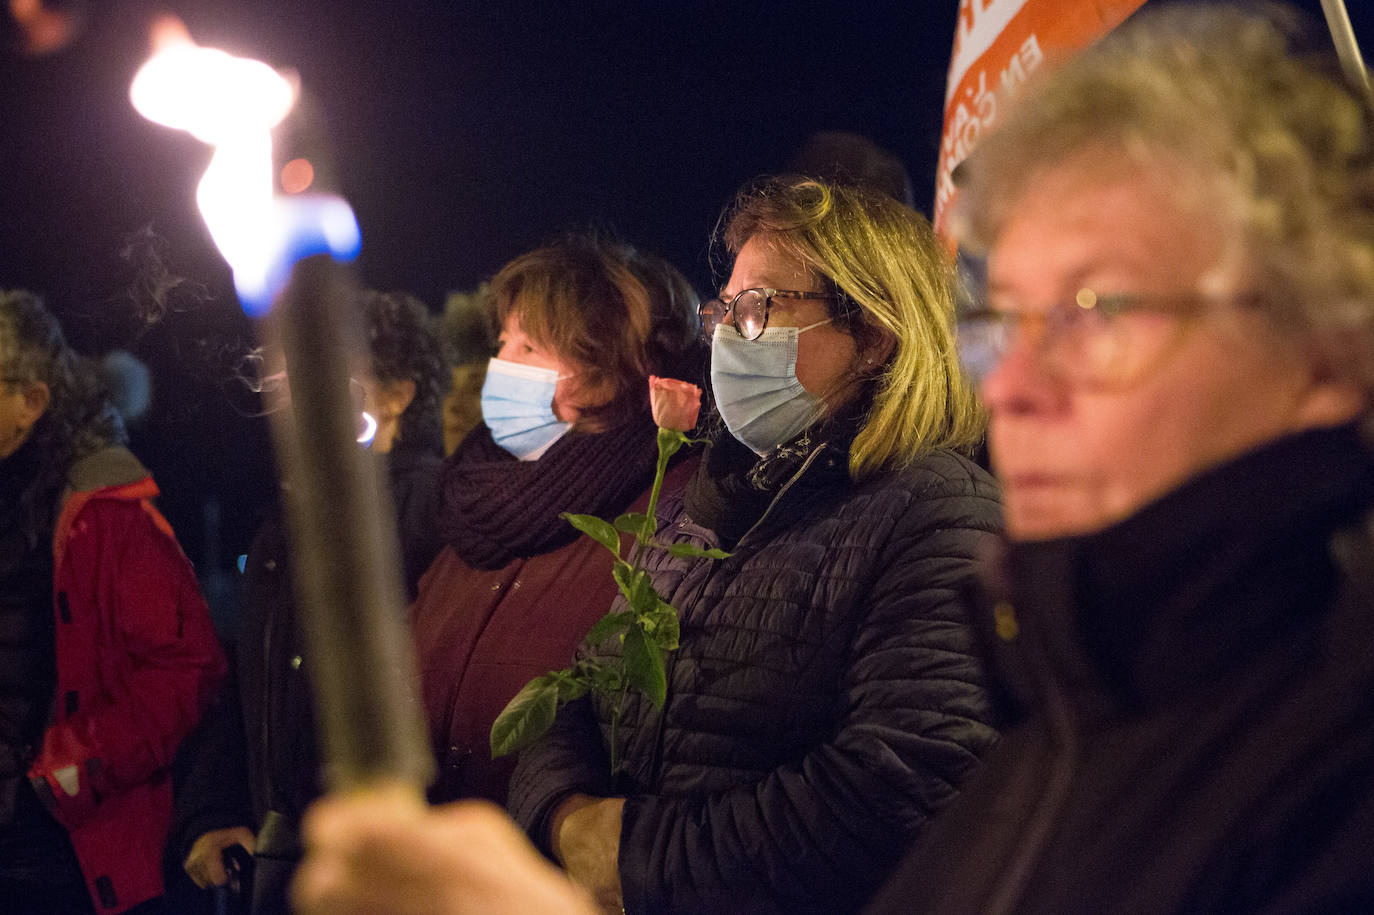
[1319,0,1374,110]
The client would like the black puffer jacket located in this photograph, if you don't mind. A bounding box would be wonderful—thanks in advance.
[508,439,1002,915]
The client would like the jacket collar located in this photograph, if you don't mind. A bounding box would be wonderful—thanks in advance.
[994,423,1374,715]
[54,446,158,569]
[65,445,149,494]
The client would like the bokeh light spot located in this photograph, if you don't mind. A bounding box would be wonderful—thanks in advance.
[281,158,314,194]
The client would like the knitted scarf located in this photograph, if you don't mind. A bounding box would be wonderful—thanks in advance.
[438,417,661,569]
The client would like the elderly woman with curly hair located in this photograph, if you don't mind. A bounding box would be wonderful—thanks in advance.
[872,4,1374,912]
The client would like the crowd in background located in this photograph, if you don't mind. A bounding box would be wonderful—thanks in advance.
[2,2,1374,914]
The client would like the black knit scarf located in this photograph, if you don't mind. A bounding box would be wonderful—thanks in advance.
[438,417,661,569]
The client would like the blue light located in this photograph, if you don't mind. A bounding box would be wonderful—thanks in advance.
[234,194,363,317]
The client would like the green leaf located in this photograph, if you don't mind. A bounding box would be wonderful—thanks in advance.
[588,663,624,693]
[490,675,561,758]
[561,512,622,557]
[631,581,661,614]
[666,542,731,561]
[584,610,635,647]
[612,564,657,613]
[651,600,680,650]
[548,668,590,702]
[623,624,666,708]
[613,512,652,539]
[612,562,636,600]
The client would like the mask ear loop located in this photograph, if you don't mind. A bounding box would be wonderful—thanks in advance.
[797,317,833,334]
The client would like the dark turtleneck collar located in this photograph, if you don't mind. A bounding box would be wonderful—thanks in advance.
[1000,423,1374,715]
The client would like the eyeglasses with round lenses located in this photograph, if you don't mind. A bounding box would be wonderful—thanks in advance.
[698,288,839,342]
[956,287,1259,389]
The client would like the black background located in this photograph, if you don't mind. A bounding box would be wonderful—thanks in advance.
[0,0,1369,592]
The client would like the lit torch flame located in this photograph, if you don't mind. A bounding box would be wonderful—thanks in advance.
[129,16,360,315]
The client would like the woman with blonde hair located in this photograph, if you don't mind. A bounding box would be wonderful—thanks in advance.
[502,177,1001,915]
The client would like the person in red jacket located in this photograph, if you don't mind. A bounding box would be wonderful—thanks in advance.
[0,289,226,914]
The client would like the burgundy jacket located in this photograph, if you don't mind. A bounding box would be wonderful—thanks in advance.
[28,447,226,913]
[411,457,698,806]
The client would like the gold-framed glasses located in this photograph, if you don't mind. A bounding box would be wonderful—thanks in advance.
[957,288,1260,388]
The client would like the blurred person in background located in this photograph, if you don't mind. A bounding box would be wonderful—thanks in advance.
[0,289,225,914]
[409,235,702,809]
[436,284,495,456]
[784,130,916,208]
[173,289,447,915]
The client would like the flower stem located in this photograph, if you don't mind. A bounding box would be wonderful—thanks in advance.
[608,686,627,776]
[630,429,677,568]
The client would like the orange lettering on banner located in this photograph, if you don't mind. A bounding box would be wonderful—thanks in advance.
[934,0,1149,239]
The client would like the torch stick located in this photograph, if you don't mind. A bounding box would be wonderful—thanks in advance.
[129,24,433,794]
[1320,0,1374,111]
[264,254,434,792]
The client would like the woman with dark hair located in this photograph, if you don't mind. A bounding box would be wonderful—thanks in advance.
[409,235,702,808]
[174,289,449,915]
[0,289,225,914]
[356,289,448,594]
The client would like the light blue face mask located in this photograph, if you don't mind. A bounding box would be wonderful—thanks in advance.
[710,319,832,455]
[481,357,572,460]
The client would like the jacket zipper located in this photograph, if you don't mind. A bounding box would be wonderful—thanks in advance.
[643,445,832,788]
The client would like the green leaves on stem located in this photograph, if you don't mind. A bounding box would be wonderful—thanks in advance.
[563,512,620,556]
[489,669,588,759]
[489,425,724,765]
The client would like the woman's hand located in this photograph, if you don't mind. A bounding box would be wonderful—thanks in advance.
[293,783,597,915]
[183,825,255,888]
[550,793,627,914]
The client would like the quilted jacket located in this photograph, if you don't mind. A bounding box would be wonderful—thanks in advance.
[509,441,1002,914]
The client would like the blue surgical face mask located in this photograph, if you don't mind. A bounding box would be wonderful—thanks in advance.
[710,319,832,455]
[481,357,571,460]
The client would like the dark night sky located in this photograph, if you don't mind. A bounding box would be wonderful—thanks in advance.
[0,0,1370,582]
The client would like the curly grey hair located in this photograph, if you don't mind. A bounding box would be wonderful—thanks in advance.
[956,1,1374,398]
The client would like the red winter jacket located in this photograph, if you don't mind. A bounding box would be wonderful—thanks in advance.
[27,446,226,913]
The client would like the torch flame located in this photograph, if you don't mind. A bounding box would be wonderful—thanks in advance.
[130,16,360,315]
